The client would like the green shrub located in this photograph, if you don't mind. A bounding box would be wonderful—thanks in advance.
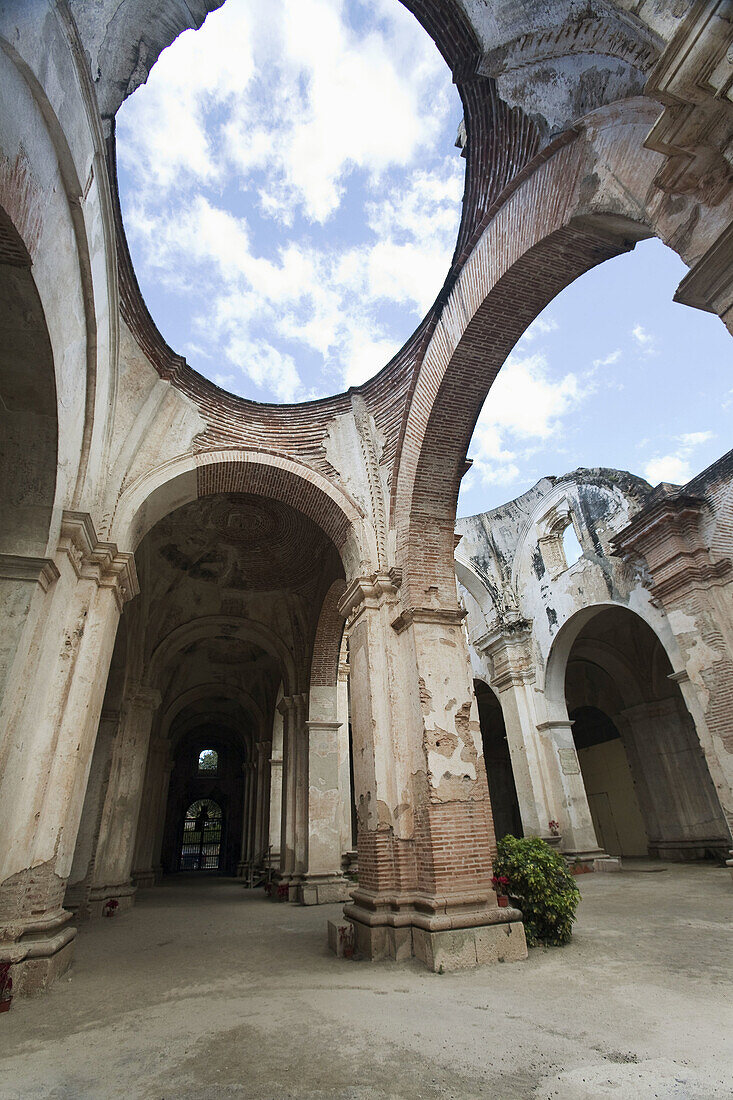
[493,835,580,947]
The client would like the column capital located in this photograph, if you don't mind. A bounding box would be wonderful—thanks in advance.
[338,569,402,619]
[58,511,139,608]
[390,605,466,635]
[474,621,536,692]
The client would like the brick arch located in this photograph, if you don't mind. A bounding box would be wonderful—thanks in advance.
[310,579,348,692]
[111,448,370,575]
[393,99,730,606]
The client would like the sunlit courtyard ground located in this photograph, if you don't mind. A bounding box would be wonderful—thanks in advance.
[1,863,731,1099]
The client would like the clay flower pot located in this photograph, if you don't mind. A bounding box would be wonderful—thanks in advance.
[497,895,509,908]
[0,999,11,1013]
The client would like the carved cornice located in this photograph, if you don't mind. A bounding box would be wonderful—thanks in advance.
[474,621,536,693]
[58,511,139,608]
[390,606,466,635]
[612,494,733,603]
[0,554,59,591]
[644,0,733,206]
[338,569,402,621]
[674,218,733,321]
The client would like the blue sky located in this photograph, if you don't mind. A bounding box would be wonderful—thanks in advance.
[117,0,732,519]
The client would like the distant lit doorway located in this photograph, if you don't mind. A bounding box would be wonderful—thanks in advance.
[180,799,223,871]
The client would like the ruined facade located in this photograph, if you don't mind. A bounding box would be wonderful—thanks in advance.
[458,458,733,867]
[1,0,732,993]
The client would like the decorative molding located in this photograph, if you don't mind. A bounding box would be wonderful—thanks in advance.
[0,554,59,590]
[58,511,139,608]
[390,606,466,635]
[644,0,733,206]
[674,219,733,320]
[338,570,402,621]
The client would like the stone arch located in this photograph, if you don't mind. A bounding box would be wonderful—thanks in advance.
[0,205,58,559]
[545,602,729,859]
[473,677,522,842]
[393,98,732,605]
[309,579,348,702]
[159,684,266,748]
[111,449,370,578]
[147,615,298,697]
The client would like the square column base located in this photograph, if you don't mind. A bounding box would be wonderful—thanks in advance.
[345,915,527,971]
[87,883,137,919]
[11,938,75,995]
[299,876,352,906]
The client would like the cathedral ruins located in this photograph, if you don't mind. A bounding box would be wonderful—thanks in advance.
[1,1,732,1051]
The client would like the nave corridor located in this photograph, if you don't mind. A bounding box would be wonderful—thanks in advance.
[1,866,731,1099]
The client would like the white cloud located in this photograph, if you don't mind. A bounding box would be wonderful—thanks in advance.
[468,351,590,487]
[632,324,657,356]
[644,430,715,486]
[593,349,622,367]
[519,316,558,343]
[116,0,463,401]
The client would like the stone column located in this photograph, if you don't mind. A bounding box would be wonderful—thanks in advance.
[278,696,296,886]
[477,624,550,838]
[534,719,606,861]
[337,653,356,867]
[613,494,733,872]
[151,757,174,882]
[253,741,271,869]
[290,693,309,901]
[88,685,161,916]
[268,749,283,869]
[0,554,59,705]
[0,512,137,992]
[299,718,351,905]
[616,697,730,860]
[238,762,256,876]
[339,574,527,972]
[64,710,120,916]
[132,737,173,888]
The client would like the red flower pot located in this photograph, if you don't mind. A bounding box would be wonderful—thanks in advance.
[0,999,11,1013]
[497,895,509,908]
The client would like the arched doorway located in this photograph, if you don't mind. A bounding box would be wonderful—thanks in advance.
[474,680,522,842]
[180,799,224,872]
[564,607,728,861]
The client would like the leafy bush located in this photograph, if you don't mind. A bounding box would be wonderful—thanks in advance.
[493,835,580,947]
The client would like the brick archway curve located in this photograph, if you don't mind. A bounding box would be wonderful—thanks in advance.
[111,448,372,577]
[392,98,733,607]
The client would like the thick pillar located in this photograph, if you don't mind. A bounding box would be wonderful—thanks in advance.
[299,718,351,905]
[337,653,356,870]
[88,685,161,916]
[132,737,173,888]
[477,625,550,838]
[613,494,733,872]
[534,719,607,861]
[0,513,137,992]
[64,710,120,916]
[616,697,730,860]
[238,762,256,876]
[278,696,297,886]
[289,693,309,901]
[339,575,527,972]
[253,741,271,869]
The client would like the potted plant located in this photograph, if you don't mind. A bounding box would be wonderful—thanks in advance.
[492,873,511,907]
[545,820,562,848]
[0,961,12,1013]
[103,897,119,918]
[493,835,580,947]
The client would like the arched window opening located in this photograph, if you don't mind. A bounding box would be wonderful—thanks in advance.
[198,748,218,775]
[180,799,223,871]
[562,523,583,569]
[474,680,523,841]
